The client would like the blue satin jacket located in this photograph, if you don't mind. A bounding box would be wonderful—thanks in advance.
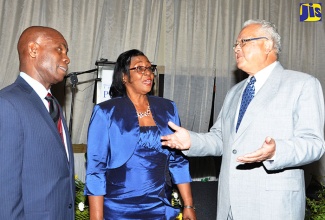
[85,95,191,195]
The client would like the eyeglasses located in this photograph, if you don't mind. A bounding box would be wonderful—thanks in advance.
[233,37,269,50]
[129,66,156,75]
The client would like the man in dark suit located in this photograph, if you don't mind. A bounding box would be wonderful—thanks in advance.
[0,26,75,219]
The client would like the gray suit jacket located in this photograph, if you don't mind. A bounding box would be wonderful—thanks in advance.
[186,63,325,220]
[0,76,75,220]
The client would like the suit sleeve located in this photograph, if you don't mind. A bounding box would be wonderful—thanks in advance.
[0,98,24,219]
[264,77,325,170]
[184,106,224,157]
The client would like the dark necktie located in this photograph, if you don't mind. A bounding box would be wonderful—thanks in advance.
[45,93,64,143]
[236,76,256,132]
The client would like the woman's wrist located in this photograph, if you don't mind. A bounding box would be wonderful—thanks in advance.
[183,205,195,210]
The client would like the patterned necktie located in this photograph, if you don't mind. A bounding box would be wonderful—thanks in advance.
[236,76,256,132]
[45,93,64,143]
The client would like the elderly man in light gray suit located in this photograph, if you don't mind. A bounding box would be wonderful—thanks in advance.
[161,19,325,220]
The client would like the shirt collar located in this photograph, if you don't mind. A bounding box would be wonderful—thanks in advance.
[249,61,278,94]
[20,72,51,99]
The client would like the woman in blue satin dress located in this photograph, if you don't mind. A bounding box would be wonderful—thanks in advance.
[85,49,196,220]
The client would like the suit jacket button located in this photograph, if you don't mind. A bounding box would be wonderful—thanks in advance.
[68,203,72,209]
[232,149,237,154]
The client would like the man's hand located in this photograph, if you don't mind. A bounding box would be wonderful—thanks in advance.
[161,121,191,150]
[237,136,276,163]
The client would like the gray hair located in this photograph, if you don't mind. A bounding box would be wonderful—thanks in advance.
[243,19,281,54]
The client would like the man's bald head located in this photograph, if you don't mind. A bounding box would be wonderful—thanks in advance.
[18,26,65,67]
[17,26,70,89]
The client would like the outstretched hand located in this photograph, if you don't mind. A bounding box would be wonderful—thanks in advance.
[237,136,276,163]
[161,121,191,150]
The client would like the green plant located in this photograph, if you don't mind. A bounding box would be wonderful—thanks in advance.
[305,177,325,220]
[75,176,89,220]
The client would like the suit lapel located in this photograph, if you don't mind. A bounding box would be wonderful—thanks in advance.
[16,77,55,131]
[226,81,246,138]
[234,64,284,140]
[59,103,74,163]
[16,77,70,160]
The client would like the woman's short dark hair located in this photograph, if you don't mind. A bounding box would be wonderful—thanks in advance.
[109,49,145,98]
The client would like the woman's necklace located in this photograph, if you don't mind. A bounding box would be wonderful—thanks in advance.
[137,104,151,118]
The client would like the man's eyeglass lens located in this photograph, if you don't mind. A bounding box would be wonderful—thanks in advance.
[233,37,268,50]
